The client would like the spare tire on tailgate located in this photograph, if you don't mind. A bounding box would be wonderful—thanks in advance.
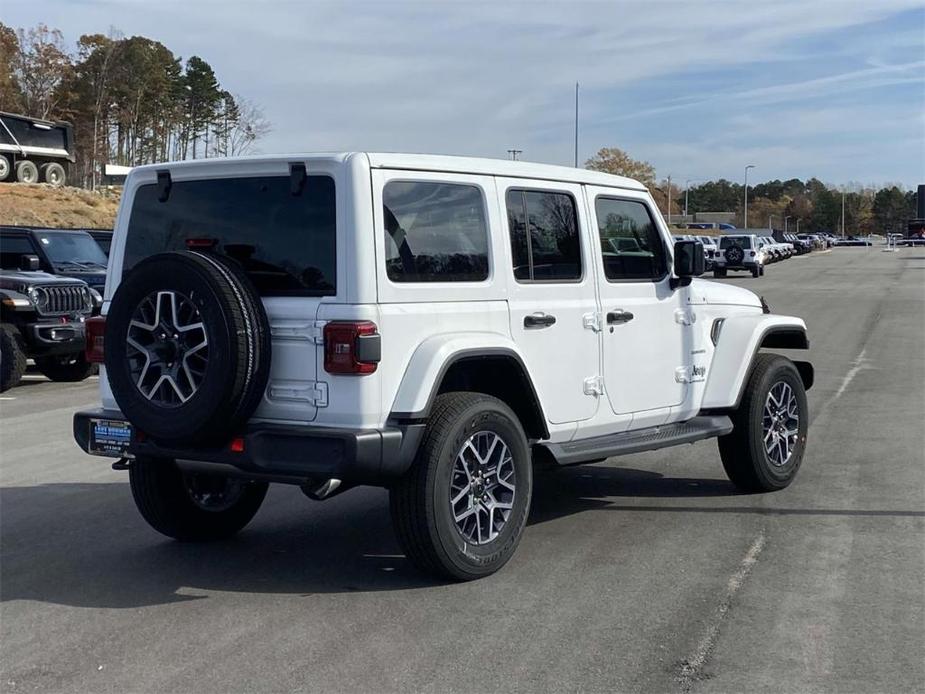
[105,250,270,446]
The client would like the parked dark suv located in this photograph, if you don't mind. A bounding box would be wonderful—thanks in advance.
[1,258,96,391]
[0,226,108,292]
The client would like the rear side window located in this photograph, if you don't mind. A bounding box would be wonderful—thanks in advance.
[383,181,489,282]
[0,236,38,269]
[595,197,667,281]
[124,175,336,296]
[506,189,581,282]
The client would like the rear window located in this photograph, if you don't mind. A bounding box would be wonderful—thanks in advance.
[123,175,336,296]
[720,236,752,249]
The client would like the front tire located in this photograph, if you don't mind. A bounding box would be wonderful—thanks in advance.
[35,353,96,382]
[0,324,27,392]
[129,457,268,541]
[719,354,808,492]
[390,393,532,581]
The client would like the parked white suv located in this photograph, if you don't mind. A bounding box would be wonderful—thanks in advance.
[74,153,813,580]
[714,234,764,277]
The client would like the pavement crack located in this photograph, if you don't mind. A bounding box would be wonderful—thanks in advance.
[676,532,766,692]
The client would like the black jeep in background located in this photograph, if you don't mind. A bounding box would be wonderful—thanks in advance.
[0,226,108,292]
[0,257,96,391]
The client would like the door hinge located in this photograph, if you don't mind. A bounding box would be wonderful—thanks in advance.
[583,312,602,333]
[270,320,326,344]
[674,309,696,326]
[268,381,328,407]
[583,376,604,397]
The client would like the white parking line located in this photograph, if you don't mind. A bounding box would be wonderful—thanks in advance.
[677,533,766,688]
[834,349,869,400]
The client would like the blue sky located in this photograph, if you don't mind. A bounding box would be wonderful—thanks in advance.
[6,0,925,187]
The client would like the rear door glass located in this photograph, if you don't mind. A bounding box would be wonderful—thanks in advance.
[382,181,489,282]
[0,236,38,269]
[124,175,336,296]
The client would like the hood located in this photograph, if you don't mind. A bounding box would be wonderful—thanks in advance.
[0,270,88,288]
[54,269,107,290]
[687,278,763,309]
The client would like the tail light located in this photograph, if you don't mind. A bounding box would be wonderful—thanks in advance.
[323,321,380,375]
[86,315,106,363]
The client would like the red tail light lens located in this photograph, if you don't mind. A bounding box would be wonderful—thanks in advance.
[86,315,106,363]
[323,321,379,375]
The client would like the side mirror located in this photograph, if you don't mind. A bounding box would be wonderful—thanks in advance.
[19,254,40,271]
[673,240,704,285]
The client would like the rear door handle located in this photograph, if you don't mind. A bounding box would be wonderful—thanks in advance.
[524,312,557,328]
[607,309,634,324]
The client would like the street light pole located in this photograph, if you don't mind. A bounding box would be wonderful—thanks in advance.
[744,164,755,229]
[785,215,791,234]
[507,149,522,161]
[768,215,775,231]
[574,82,579,168]
[841,189,846,238]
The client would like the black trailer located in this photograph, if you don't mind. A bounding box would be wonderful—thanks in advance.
[0,111,75,187]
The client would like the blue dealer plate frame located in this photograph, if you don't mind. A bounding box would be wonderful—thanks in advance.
[88,418,133,457]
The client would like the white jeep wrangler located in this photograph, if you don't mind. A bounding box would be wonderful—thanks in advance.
[714,233,765,277]
[74,153,813,580]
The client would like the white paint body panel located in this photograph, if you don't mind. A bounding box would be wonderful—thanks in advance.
[700,313,808,409]
[101,152,806,441]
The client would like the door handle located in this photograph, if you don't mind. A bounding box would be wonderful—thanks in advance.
[524,312,557,328]
[607,309,634,324]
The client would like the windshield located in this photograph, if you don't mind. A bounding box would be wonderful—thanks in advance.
[35,231,109,268]
[720,236,752,249]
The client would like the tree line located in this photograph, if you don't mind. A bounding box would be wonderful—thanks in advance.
[586,147,919,235]
[0,23,270,188]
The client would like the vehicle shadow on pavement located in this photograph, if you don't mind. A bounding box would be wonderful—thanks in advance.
[0,466,741,609]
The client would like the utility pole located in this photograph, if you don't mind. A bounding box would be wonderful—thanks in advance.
[574,82,579,168]
[744,164,755,229]
[667,175,672,225]
[507,149,522,161]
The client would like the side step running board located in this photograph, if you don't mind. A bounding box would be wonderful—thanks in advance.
[541,415,734,466]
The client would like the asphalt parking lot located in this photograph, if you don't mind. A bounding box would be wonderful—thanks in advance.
[1,247,923,693]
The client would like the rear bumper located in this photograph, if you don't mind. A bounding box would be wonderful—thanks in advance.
[73,408,425,487]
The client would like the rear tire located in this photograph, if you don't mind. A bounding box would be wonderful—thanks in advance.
[0,324,27,392]
[40,162,66,187]
[719,354,808,492]
[751,266,760,278]
[390,392,532,581]
[130,457,268,541]
[14,160,39,184]
[35,353,96,382]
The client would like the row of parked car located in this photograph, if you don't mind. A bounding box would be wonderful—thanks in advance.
[672,230,824,279]
[0,225,112,391]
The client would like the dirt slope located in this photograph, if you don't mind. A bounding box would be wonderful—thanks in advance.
[0,184,119,228]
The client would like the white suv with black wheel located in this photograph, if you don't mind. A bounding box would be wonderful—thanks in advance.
[74,153,813,580]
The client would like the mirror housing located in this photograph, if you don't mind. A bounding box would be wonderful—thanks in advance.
[19,254,40,272]
[671,240,704,288]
